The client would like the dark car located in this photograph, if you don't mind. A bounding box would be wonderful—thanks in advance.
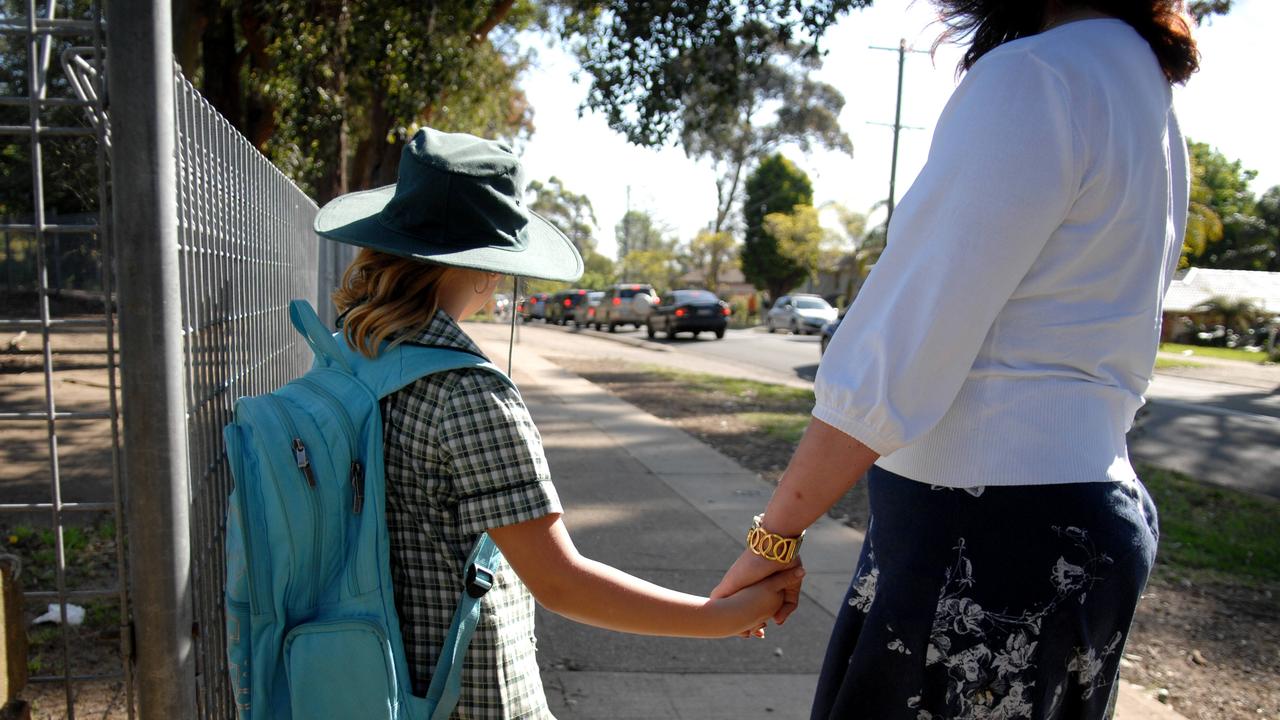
[646,289,731,340]
[546,289,591,325]
[819,307,847,356]
[520,292,550,322]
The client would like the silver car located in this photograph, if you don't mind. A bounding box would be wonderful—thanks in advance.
[766,294,837,335]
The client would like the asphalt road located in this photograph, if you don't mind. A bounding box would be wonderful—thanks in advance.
[487,319,1280,498]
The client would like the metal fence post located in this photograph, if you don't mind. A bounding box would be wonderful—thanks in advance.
[106,0,197,717]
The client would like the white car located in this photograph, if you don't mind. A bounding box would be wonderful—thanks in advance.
[766,294,837,335]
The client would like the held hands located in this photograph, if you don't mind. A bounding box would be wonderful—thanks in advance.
[712,549,804,630]
[709,564,805,638]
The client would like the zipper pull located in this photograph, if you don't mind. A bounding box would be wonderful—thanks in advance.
[292,438,315,486]
[350,461,364,514]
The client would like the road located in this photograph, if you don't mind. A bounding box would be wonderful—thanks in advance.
[476,319,1280,498]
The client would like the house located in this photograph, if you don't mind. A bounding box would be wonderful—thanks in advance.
[675,266,756,298]
[1161,267,1280,342]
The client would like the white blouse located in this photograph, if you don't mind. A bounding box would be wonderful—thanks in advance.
[812,19,1189,487]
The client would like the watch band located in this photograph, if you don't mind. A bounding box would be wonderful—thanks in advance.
[746,514,804,564]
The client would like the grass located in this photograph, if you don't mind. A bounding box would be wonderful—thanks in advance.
[1139,463,1280,586]
[642,364,815,407]
[617,363,1279,587]
[1160,342,1273,364]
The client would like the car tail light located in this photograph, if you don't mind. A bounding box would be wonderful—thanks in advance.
[675,308,686,317]
[722,307,731,316]
[588,308,595,317]
[612,297,621,305]
[564,298,572,307]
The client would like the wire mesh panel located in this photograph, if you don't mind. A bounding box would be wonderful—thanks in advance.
[172,70,321,719]
[0,1,133,718]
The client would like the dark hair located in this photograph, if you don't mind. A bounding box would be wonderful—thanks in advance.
[932,1,1199,84]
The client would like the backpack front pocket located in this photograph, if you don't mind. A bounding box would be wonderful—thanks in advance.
[283,618,398,720]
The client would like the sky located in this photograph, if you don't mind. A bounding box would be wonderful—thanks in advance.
[517,1,1279,260]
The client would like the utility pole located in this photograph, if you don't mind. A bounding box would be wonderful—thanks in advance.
[621,184,631,282]
[868,39,928,230]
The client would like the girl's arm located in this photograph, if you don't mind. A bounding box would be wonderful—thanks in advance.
[488,513,804,638]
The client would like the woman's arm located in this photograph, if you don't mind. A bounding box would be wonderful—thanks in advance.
[488,513,804,638]
[710,417,879,621]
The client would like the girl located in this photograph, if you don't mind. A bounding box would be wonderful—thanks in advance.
[315,127,800,718]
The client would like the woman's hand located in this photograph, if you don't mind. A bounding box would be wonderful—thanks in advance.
[712,550,803,626]
[708,566,806,637]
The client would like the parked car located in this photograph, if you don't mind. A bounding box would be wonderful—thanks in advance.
[520,292,549,322]
[766,294,837,335]
[546,289,591,325]
[819,308,847,357]
[646,289,730,340]
[580,291,605,328]
[594,283,657,332]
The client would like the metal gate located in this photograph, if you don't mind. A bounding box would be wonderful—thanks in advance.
[2,1,352,717]
[0,2,132,718]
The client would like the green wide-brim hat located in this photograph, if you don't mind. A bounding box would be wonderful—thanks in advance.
[314,127,583,282]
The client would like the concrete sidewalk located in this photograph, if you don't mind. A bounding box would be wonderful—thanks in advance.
[468,326,1185,720]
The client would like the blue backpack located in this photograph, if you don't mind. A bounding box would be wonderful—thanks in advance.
[223,300,511,720]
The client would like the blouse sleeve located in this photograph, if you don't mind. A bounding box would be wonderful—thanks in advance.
[812,48,1082,455]
[435,370,563,535]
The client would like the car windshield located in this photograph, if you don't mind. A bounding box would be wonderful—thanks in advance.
[587,292,603,302]
[675,290,719,304]
[794,297,830,310]
[619,286,652,299]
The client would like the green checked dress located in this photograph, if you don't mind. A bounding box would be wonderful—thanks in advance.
[381,310,560,719]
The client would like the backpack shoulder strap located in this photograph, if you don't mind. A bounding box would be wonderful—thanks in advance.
[424,534,502,720]
[289,299,353,373]
[343,339,516,400]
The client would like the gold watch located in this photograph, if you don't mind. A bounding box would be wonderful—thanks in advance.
[746,514,804,564]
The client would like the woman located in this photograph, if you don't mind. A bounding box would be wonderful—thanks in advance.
[712,2,1195,717]
[315,128,800,718]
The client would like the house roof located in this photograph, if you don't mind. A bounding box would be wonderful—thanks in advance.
[1163,268,1280,314]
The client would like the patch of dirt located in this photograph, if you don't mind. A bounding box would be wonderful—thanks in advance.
[555,356,1280,720]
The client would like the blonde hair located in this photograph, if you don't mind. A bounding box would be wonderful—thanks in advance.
[332,248,462,358]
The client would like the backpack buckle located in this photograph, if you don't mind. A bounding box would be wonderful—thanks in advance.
[465,563,495,599]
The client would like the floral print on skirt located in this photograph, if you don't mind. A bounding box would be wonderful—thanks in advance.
[811,467,1159,720]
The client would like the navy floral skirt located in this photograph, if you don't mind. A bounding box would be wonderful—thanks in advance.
[811,466,1159,720]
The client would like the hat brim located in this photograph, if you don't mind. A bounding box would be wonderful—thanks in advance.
[314,185,584,283]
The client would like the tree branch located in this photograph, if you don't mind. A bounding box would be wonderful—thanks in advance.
[471,0,514,45]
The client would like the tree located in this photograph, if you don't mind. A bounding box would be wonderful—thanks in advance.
[614,209,673,259]
[620,248,680,291]
[685,230,738,293]
[551,2,858,232]
[763,205,824,288]
[1182,141,1277,270]
[579,250,616,290]
[527,176,598,256]
[741,153,814,300]
[172,1,538,202]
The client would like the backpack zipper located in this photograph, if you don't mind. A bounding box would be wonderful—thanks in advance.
[293,376,367,598]
[295,377,363,514]
[266,394,324,609]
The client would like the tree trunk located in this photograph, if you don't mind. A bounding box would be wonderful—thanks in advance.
[239,0,276,151]
[200,7,242,129]
[172,0,208,78]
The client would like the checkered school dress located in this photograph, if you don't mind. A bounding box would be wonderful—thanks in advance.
[381,311,560,719]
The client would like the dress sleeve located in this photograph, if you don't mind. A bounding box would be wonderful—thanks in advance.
[435,370,563,535]
[812,48,1082,455]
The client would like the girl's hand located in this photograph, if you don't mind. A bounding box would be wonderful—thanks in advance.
[709,566,805,637]
[712,550,803,626]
